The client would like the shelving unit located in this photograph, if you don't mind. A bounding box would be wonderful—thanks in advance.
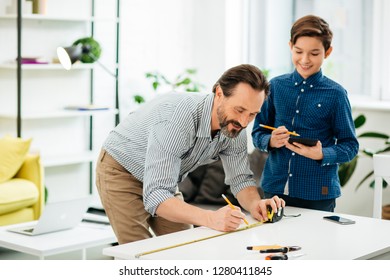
[0,0,120,202]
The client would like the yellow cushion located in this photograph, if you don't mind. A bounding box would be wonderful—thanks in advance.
[0,207,35,226]
[0,178,38,215]
[0,135,32,183]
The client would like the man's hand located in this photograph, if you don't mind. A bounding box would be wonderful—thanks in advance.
[236,187,285,222]
[206,205,246,232]
[248,195,285,222]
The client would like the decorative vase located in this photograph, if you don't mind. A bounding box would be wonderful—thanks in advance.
[31,0,47,15]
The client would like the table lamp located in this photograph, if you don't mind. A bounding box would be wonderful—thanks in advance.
[57,37,116,78]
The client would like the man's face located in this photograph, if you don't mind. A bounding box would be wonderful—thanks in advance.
[215,83,265,138]
[290,36,332,79]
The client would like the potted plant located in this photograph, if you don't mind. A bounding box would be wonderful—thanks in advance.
[132,68,205,104]
[338,114,390,219]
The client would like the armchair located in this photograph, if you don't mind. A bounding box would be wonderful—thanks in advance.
[0,154,45,226]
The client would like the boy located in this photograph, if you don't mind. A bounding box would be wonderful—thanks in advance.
[252,15,359,212]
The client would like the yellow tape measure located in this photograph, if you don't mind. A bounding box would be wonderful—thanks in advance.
[135,220,264,258]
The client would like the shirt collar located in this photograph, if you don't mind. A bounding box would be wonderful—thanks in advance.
[292,69,323,86]
[197,93,214,138]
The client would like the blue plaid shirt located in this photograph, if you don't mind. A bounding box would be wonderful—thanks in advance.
[252,69,359,200]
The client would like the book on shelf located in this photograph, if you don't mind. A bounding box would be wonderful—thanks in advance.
[64,104,110,111]
[19,57,49,64]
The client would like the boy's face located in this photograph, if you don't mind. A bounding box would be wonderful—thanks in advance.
[289,36,332,79]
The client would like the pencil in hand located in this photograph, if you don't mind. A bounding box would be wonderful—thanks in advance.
[259,124,300,136]
[222,194,249,225]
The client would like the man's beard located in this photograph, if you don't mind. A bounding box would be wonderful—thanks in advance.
[217,106,245,138]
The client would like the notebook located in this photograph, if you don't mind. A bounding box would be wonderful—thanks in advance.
[8,197,91,236]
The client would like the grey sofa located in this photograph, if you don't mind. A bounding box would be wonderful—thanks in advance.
[178,149,267,208]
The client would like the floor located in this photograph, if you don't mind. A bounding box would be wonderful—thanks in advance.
[0,244,115,260]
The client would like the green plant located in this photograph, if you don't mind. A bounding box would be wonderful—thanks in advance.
[145,68,205,93]
[133,95,145,104]
[133,68,205,104]
[338,114,390,189]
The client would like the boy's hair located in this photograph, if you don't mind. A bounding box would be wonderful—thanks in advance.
[290,15,333,52]
[212,64,269,98]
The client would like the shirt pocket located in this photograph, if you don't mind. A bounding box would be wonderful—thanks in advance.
[298,99,332,129]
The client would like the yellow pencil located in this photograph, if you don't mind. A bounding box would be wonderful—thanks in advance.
[222,194,249,225]
[259,124,300,136]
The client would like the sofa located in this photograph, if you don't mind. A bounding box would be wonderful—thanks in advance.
[178,149,267,209]
[0,136,45,226]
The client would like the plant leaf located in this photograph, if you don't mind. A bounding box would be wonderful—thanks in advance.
[376,146,390,154]
[185,69,197,74]
[368,179,388,189]
[338,156,358,186]
[133,95,145,104]
[354,114,366,129]
[355,170,374,190]
[175,78,191,86]
[152,81,159,91]
[358,132,389,139]
[361,148,374,157]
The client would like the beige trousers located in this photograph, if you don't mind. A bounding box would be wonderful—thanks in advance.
[95,149,192,244]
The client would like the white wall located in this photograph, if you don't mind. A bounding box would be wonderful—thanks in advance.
[117,0,229,120]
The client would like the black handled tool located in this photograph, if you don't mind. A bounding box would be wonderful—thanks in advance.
[260,246,301,253]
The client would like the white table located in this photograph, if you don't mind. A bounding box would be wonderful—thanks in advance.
[0,221,116,259]
[103,207,390,260]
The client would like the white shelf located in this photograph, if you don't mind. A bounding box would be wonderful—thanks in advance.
[350,97,390,112]
[0,109,119,120]
[0,14,92,22]
[42,151,96,167]
[0,14,118,22]
[0,63,94,70]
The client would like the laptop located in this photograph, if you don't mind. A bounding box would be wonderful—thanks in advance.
[8,196,91,236]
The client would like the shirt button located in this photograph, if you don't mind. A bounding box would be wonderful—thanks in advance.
[296,110,299,113]
[310,85,313,88]
[295,82,298,86]
[301,89,304,92]
[292,152,295,156]
[303,81,306,84]
[289,174,293,177]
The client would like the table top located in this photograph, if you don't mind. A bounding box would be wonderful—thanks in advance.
[0,221,116,257]
[103,206,390,260]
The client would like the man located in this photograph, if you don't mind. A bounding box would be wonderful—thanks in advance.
[96,64,285,244]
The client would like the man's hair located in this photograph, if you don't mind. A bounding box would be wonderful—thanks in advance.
[290,15,333,52]
[212,64,269,98]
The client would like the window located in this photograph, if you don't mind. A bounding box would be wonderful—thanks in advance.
[246,0,390,101]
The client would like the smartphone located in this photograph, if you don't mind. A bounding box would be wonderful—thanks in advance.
[323,215,356,225]
[288,137,318,147]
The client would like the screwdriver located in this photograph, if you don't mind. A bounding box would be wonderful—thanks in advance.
[259,246,301,253]
[265,254,288,260]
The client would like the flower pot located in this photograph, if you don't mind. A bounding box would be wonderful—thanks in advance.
[382,204,390,220]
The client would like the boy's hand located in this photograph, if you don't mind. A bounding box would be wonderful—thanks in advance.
[269,126,290,148]
[285,140,323,160]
